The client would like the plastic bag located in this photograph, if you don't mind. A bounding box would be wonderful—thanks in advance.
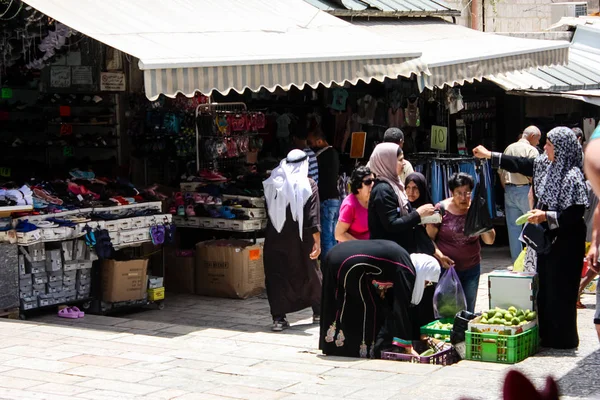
[464,164,493,237]
[513,248,527,272]
[433,267,467,319]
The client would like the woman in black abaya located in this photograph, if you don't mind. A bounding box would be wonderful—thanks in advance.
[319,240,440,358]
[474,127,588,349]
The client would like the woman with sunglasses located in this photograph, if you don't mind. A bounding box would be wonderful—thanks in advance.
[426,172,496,313]
[335,166,373,242]
[474,127,588,350]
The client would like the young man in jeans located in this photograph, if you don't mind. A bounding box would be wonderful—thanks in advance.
[308,129,340,261]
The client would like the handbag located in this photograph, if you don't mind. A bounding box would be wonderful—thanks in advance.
[521,222,553,255]
[464,163,493,237]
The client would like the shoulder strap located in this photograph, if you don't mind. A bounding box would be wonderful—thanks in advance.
[315,146,332,158]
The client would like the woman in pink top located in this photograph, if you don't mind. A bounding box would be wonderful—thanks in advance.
[335,166,373,241]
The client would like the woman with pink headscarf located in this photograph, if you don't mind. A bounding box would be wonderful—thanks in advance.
[367,143,436,254]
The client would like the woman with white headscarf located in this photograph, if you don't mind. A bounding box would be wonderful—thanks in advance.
[319,240,440,359]
[263,149,322,332]
[474,127,588,349]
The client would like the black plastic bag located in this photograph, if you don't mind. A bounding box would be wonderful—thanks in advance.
[464,163,493,237]
[450,310,479,345]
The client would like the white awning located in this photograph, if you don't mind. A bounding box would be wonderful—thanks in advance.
[22,0,426,100]
[352,18,569,90]
[489,25,600,93]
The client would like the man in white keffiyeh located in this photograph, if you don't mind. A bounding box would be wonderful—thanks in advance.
[262,150,322,332]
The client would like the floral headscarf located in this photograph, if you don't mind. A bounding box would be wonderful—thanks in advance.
[533,127,588,212]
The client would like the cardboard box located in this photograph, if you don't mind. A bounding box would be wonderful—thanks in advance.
[468,315,537,336]
[102,259,148,303]
[164,248,195,294]
[147,287,165,301]
[195,240,264,299]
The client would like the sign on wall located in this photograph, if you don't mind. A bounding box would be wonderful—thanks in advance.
[100,72,126,91]
[430,125,448,151]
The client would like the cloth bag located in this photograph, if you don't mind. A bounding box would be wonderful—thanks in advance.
[464,164,493,237]
[433,267,467,319]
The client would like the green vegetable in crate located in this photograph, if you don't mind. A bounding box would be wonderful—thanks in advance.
[526,311,537,321]
[511,317,521,325]
[508,306,517,314]
[504,312,514,320]
[420,348,435,357]
[516,212,533,225]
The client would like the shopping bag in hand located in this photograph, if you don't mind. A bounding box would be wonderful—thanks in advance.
[433,267,467,319]
[464,163,493,237]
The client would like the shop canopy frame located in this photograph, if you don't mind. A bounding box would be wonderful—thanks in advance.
[22,0,427,100]
[352,18,570,91]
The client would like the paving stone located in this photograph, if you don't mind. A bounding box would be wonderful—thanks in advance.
[0,345,81,361]
[3,357,82,373]
[171,394,236,400]
[162,350,262,366]
[284,382,360,397]
[163,358,224,371]
[137,375,219,392]
[55,355,135,368]
[77,379,163,395]
[76,389,139,400]
[134,388,189,400]
[1,368,90,385]
[350,359,442,375]
[65,365,154,383]
[255,360,334,375]
[204,385,290,400]
[118,361,175,373]
[29,382,93,396]
[0,376,45,389]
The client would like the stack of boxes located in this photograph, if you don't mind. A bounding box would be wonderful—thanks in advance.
[19,240,96,310]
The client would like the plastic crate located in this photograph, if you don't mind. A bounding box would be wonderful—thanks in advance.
[420,318,454,340]
[381,346,455,365]
[465,326,538,364]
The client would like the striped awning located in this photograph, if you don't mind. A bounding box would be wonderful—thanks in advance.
[353,18,570,91]
[144,57,425,100]
[22,0,425,100]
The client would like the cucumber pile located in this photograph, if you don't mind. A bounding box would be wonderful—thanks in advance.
[479,306,536,326]
[515,213,532,225]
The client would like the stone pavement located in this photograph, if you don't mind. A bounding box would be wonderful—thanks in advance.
[0,247,598,400]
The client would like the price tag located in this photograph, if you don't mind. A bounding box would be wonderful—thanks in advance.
[0,167,11,178]
[1,88,12,99]
[60,124,73,136]
[431,125,448,151]
[63,146,73,157]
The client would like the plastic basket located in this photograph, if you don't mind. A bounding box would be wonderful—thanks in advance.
[465,326,538,364]
[381,346,455,365]
[420,318,454,341]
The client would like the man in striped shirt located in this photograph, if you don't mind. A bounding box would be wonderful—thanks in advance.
[293,132,319,184]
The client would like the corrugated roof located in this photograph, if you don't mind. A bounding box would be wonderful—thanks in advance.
[305,0,460,16]
[490,25,600,92]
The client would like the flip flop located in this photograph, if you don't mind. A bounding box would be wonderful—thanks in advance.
[58,308,79,319]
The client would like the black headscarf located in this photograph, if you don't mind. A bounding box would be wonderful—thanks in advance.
[405,172,432,208]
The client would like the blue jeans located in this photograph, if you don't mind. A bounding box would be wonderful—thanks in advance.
[320,198,340,262]
[456,264,481,313]
[505,185,531,262]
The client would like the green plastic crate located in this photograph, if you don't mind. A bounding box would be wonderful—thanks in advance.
[465,326,538,364]
[420,318,454,341]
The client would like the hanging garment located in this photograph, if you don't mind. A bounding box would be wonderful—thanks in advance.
[388,106,405,128]
[405,97,420,127]
[331,88,349,112]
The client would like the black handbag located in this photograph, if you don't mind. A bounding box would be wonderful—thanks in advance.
[521,222,553,255]
[464,163,494,237]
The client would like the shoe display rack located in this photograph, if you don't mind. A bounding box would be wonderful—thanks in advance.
[1,202,173,318]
